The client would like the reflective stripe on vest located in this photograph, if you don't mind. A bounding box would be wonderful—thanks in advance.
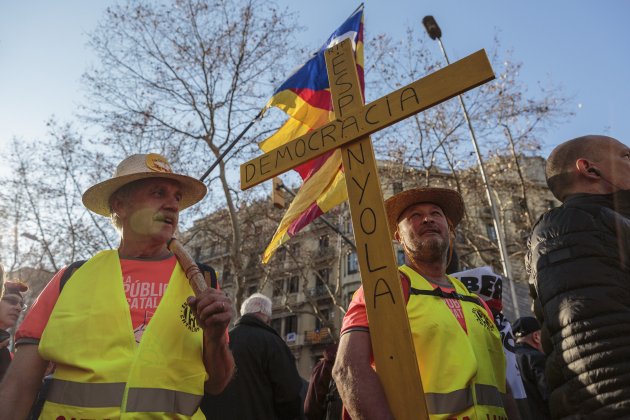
[126,388,203,415]
[46,379,203,415]
[475,383,504,408]
[425,384,505,415]
[47,379,125,408]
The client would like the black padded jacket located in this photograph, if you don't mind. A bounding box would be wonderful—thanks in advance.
[526,191,630,419]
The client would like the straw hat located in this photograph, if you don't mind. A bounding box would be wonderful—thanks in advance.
[82,153,207,217]
[384,187,464,236]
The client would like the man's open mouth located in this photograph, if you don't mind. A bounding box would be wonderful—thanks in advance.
[154,214,175,225]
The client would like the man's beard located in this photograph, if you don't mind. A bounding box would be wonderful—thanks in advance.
[406,235,449,264]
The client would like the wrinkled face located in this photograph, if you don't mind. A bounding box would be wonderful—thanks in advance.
[395,203,451,263]
[113,178,182,244]
[596,139,630,191]
[0,295,24,329]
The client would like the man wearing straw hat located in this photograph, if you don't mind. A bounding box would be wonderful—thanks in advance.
[0,153,235,419]
[333,187,511,420]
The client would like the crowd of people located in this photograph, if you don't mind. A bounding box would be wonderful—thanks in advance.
[0,134,628,419]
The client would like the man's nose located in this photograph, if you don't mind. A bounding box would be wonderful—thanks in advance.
[164,195,180,211]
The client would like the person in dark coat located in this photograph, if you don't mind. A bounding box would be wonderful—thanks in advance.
[512,316,550,419]
[527,135,630,418]
[202,293,303,420]
[304,343,342,420]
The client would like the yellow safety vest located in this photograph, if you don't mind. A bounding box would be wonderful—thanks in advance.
[38,250,206,419]
[400,265,507,420]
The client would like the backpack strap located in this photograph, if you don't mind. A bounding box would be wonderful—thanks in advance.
[409,286,484,308]
[59,260,87,293]
[196,262,218,289]
[59,259,218,293]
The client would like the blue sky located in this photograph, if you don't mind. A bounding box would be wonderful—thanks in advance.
[1,1,628,162]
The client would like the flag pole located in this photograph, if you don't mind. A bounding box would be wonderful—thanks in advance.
[199,108,266,182]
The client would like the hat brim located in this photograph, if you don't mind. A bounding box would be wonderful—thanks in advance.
[82,172,207,217]
[385,187,464,237]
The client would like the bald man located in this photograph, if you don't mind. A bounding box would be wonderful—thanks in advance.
[527,135,630,418]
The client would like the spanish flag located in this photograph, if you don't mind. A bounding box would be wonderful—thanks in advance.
[260,5,364,263]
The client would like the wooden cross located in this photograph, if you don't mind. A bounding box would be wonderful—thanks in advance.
[241,39,494,420]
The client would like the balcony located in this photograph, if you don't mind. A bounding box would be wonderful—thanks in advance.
[303,285,331,299]
[314,247,335,261]
[304,327,334,345]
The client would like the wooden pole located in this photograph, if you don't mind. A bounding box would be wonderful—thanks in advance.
[167,237,207,296]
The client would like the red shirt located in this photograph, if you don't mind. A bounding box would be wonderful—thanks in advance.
[17,255,179,344]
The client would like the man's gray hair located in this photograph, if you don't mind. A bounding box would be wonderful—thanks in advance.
[240,293,272,317]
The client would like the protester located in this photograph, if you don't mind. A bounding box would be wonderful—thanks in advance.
[512,316,550,419]
[452,266,531,419]
[0,153,234,419]
[527,135,630,418]
[0,281,28,381]
[304,343,342,420]
[202,293,303,420]
[334,187,515,419]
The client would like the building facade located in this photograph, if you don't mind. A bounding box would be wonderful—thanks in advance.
[185,155,557,378]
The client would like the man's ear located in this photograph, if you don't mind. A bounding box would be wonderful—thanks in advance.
[576,158,601,179]
[532,330,542,344]
[110,196,126,218]
[394,229,401,243]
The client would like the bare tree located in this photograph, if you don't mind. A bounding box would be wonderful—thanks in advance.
[80,0,300,303]
[0,121,117,275]
[367,27,572,279]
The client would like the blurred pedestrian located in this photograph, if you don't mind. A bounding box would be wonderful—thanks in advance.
[202,293,303,420]
[0,281,28,381]
[304,343,341,420]
[512,316,550,419]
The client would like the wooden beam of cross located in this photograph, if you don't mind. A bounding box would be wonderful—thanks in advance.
[241,39,495,420]
[240,46,494,190]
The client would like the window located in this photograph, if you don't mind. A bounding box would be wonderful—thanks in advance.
[316,308,330,330]
[392,181,403,195]
[486,224,497,242]
[247,285,257,296]
[273,279,284,297]
[319,235,330,250]
[277,247,286,262]
[344,217,354,234]
[222,268,231,284]
[287,276,299,294]
[271,318,282,334]
[347,252,359,274]
[290,243,300,257]
[317,268,330,285]
[285,315,298,335]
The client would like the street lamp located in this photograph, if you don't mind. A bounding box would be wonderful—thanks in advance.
[422,16,520,317]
